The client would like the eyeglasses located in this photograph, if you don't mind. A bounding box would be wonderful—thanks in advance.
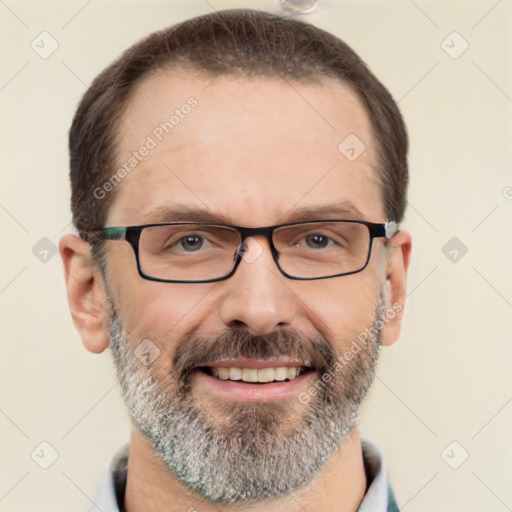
[87,220,398,283]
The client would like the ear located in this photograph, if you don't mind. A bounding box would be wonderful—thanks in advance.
[380,230,412,346]
[59,234,110,354]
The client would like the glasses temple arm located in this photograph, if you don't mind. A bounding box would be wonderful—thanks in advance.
[385,221,399,238]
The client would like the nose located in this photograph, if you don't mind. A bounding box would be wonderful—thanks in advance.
[218,237,300,336]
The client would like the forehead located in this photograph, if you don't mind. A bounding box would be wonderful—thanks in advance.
[108,69,383,227]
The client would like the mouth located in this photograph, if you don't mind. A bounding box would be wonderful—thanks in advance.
[200,365,310,383]
[193,359,317,401]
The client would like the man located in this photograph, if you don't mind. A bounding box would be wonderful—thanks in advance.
[59,9,411,512]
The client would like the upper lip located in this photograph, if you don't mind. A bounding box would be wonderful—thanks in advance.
[198,357,312,369]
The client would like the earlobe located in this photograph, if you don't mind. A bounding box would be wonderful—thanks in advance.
[380,231,412,346]
[59,235,110,354]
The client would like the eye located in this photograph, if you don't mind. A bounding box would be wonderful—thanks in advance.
[303,233,333,249]
[178,235,206,251]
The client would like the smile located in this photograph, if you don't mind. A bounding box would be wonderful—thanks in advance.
[193,359,316,400]
[204,366,307,383]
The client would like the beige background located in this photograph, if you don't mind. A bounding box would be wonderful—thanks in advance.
[1,1,511,510]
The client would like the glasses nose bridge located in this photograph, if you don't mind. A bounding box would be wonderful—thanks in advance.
[235,225,279,261]
[238,225,275,243]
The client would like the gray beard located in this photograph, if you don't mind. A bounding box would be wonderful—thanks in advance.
[106,294,383,504]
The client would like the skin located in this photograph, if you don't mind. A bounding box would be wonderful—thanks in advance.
[59,69,411,512]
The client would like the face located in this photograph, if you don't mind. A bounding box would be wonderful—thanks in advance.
[101,70,393,503]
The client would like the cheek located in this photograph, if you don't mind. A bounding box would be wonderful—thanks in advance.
[299,272,381,350]
[116,282,217,362]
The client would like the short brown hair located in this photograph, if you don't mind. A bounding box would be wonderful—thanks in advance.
[69,9,408,264]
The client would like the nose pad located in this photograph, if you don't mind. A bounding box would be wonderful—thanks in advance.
[233,239,248,262]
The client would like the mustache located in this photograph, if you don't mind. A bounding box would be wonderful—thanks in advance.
[172,328,337,382]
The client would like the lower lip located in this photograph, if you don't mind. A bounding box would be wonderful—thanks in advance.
[193,370,316,402]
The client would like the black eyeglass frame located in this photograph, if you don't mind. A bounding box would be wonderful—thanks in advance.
[86,219,398,283]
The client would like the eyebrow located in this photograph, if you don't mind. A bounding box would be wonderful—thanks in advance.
[140,202,366,226]
[141,205,224,224]
[279,203,365,223]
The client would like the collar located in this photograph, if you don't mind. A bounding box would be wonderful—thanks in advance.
[89,439,399,512]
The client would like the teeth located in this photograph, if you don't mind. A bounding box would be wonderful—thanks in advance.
[208,366,304,383]
[258,368,275,383]
[229,367,242,380]
[274,367,287,381]
[217,367,229,380]
[287,367,298,380]
[242,368,258,382]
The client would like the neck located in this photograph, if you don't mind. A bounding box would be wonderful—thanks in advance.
[124,428,367,512]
